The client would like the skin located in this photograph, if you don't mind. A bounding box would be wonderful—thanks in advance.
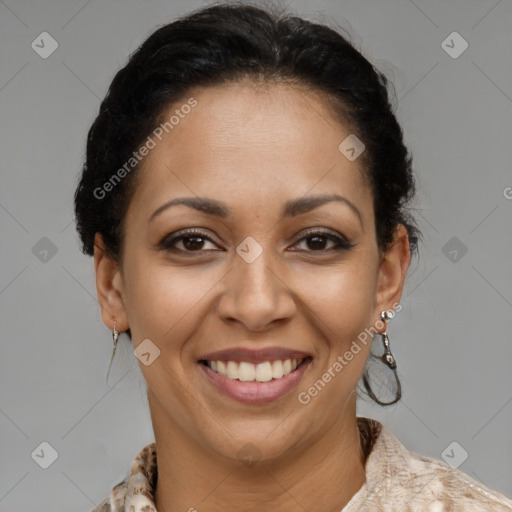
[94,80,411,512]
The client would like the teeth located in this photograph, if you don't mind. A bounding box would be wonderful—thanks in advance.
[255,361,273,382]
[239,362,255,381]
[217,361,227,375]
[206,358,304,382]
[272,360,283,379]
[226,361,238,379]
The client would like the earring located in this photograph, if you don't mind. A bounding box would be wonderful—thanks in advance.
[361,309,402,406]
[379,310,397,370]
[106,320,119,384]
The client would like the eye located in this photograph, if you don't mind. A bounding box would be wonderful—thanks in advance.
[159,228,355,256]
[291,229,355,252]
[159,229,221,253]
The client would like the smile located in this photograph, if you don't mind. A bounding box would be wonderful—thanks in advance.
[199,356,313,404]
[203,358,307,382]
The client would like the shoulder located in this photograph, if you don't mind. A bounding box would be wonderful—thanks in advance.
[361,421,512,511]
[89,442,157,512]
[91,497,112,512]
[393,450,512,510]
[91,478,129,512]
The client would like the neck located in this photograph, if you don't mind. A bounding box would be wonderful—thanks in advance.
[151,394,367,512]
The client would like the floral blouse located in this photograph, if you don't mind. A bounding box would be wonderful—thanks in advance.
[92,417,512,511]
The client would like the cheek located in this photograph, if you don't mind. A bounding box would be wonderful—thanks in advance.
[122,258,220,344]
[298,263,376,339]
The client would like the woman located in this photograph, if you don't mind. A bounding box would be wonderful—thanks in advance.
[74,3,512,511]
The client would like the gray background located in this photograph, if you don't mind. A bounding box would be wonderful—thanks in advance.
[1,0,511,510]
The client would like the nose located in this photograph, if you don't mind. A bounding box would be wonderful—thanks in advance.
[216,247,296,332]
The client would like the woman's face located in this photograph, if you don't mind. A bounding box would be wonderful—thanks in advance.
[95,80,410,462]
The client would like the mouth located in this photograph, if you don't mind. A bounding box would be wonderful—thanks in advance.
[199,357,311,381]
[198,356,313,404]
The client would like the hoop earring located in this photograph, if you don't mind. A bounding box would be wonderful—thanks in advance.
[106,320,119,384]
[362,309,402,406]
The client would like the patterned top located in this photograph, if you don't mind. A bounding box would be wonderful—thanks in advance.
[92,417,512,512]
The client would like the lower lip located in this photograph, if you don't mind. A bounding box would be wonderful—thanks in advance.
[199,359,312,404]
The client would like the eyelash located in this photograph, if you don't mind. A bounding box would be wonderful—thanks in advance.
[159,228,355,255]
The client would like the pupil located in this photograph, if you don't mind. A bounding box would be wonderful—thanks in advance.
[184,237,204,251]
[308,236,326,250]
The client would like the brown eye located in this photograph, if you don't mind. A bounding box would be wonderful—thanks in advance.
[292,230,355,252]
[180,236,208,251]
[305,235,330,250]
[160,229,219,253]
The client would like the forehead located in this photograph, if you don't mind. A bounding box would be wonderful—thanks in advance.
[128,81,372,220]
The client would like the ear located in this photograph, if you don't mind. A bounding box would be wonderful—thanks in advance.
[374,224,411,327]
[93,233,129,332]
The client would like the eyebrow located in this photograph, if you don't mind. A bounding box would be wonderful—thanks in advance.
[149,193,363,228]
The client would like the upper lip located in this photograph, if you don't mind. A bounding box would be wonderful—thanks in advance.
[198,347,313,364]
